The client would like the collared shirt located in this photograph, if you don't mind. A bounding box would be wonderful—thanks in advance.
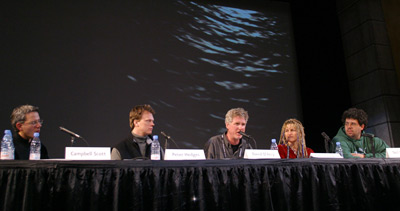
[204,132,252,159]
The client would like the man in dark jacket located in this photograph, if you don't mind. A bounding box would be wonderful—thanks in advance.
[204,108,252,159]
[111,104,163,160]
[332,108,388,158]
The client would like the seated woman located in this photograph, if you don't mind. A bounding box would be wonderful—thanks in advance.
[278,118,314,158]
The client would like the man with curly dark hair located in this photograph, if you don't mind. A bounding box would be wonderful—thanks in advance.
[332,108,388,158]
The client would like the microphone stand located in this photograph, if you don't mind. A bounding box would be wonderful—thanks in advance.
[161,132,179,149]
[249,136,257,149]
[68,135,89,147]
[239,132,257,149]
[287,144,290,159]
[164,137,169,150]
[70,136,75,147]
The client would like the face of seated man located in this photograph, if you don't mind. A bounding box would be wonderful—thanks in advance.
[16,111,42,140]
[132,111,155,137]
[344,118,364,140]
[225,116,247,145]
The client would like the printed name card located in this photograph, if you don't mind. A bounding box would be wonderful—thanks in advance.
[164,149,206,160]
[310,153,343,158]
[244,149,281,159]
[65,147,111,160]
[386,148,400,158]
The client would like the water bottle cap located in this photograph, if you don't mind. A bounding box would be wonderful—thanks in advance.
[271,139,276,143]
[336,142,341,145]
[4,129,11,134]
[34,132,40,137]
[153,135,158,140]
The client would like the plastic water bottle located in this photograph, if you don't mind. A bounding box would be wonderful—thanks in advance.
[29,132,41,160]
[1,130,15,160]
[270,138,278,150]
[151,135,161,160]
[335,142,343,157]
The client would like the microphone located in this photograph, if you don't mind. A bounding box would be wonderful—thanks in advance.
[321,132,331,153]
[161,131,171,140]
[321,132,331,141]
[239,131,257,149]
[59,126,80,138]
[161,131,170,150]
[59,126,89,146]
[238,131,250,139]
[160,131,179,149]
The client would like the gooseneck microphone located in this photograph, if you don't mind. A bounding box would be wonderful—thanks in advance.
[60,126,81,138]
[160,131,171,140]
[321,132,331,153]
[59,126,89,146]
[161,131,170,150]
[160,131,179,149]
[238,131,250,139]
[239,131,257,149]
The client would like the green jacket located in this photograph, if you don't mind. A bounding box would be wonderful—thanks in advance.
[332,126,389,158]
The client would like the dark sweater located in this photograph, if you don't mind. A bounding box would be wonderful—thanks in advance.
[13,133,49,160]
[113,133,153,160]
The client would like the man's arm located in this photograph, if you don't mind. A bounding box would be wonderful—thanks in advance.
[332,136,358,158]
[111,148,122,160]
[364,137,389,158]
[203,139,215,159]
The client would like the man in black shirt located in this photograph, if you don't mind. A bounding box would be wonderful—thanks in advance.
[10,104,49,159]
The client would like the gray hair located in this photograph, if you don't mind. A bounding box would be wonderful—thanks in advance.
[225,108,249,124]
[10,105,39,132]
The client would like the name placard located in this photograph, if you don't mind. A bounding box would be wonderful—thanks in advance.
[244,149,281,159]
[386,148,400,158]
[65,147,111,160]
[310,153,343,158]
[164,149,206,160]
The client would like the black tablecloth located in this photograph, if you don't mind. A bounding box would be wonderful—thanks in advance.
[1,158,399,211]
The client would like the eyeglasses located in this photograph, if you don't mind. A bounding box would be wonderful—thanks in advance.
[24,119,44,126]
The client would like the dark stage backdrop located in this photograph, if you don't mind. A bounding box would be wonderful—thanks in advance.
[1,1,302,158]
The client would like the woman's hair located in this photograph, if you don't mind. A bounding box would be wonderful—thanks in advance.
[278,118,310,158]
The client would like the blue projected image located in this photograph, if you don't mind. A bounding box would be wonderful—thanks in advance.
[124,1,300,148]
[0,0,300,157]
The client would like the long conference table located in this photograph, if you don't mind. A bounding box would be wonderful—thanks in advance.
[1,158,399,211]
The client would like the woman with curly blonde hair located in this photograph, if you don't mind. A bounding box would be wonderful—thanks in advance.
[278,118,314,158]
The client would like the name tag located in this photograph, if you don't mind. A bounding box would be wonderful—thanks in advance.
[386,148,400,158]
[65,147,111,160]
[310,153,343,158]
[244,149,281,159]
[164,149,206,160]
